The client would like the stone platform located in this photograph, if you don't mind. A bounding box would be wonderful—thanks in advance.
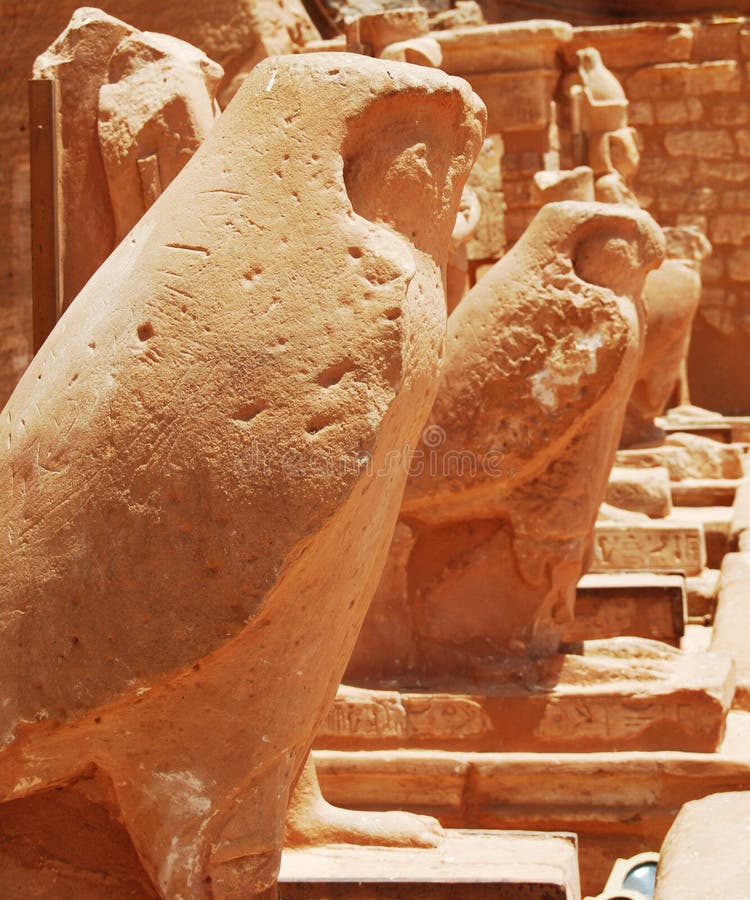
[671,478,740,507]
[659,419,733,443]
[279,829,581,900]
[657,413,750,445]
[318,641,734,754]
[314,711,750,898]
[615,436,745,482]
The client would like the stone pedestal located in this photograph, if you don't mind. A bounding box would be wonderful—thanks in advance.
[279,829,581,900]
[591,521,706,576]
[314,710,750,898]
[567,574,686,645]
[319,641,733,754]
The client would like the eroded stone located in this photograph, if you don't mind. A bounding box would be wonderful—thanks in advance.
[0,52,485,898]
[33,9,223,309]
[346,200,664,684]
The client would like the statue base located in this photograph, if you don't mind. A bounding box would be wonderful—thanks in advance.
[318,639,734,754]
[279,828,581,900]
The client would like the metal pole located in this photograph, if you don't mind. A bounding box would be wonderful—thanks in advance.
[29,77,61,354]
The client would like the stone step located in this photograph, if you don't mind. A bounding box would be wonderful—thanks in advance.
[686,568,720,619]
[318,640,734,754]
[671,478,739,507]
[279,829,581,900]
[615,438,745,481]
[658,413,750,445]
[659,420,733,443]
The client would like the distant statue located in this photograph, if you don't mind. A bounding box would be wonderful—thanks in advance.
[345,7,443,66]
[33,8,224,308]
[447,184,482,312]
[575,47,640,206]
[622,226,712,447]
[534,45,713,448]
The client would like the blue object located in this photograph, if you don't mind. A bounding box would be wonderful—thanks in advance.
[622,860,658,899]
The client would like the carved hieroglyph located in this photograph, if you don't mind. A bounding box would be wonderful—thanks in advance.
[346,201,664,683]
[591,522,705,576]
[0,53,484,898]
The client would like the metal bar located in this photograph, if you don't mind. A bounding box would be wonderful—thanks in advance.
[29,77,60,354]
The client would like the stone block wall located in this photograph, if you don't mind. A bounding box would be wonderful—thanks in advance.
[562,20,750,413]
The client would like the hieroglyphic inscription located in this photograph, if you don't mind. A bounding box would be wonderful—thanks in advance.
[403,695,490,738]
[536,695,699,742]
[321,693,406,739]
[591,523,705,576]
[319,691,490,740]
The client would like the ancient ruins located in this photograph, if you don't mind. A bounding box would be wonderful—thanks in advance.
[2,1,750,898]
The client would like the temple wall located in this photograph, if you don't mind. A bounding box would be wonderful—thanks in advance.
[482,1,750,26]
[3,6,750,412]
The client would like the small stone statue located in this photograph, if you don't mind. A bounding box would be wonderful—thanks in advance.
[98,29,223,242]
[536,46,714,448]
[575,47,640,206]
[347,201,664,682]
